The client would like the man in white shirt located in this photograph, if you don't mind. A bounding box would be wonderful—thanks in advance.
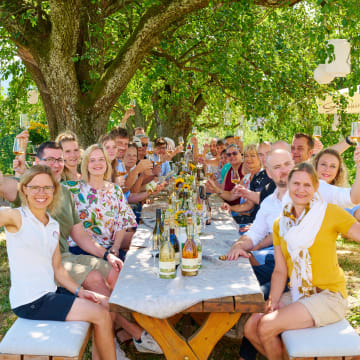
[227,149,293,263]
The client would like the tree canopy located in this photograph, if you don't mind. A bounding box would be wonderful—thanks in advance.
[1,0,360,152]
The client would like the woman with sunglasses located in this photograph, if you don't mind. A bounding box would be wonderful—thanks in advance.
[0,165,116,359]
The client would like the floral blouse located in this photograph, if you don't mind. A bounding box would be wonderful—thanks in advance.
[63,180,137,247]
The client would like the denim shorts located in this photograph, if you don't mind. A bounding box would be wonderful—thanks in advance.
[12,287,76,322]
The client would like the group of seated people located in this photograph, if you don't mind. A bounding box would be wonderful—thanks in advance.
[0,123,360,360]
[201,133,360,360]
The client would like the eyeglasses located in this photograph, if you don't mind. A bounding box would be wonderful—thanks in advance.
[26,185,55,194]
[226,151,239,158]
[40,157,65,165]
[141,143,149,148]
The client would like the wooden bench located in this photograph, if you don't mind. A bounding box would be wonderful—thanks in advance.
[281,319,360,360]
[0,318,92,360]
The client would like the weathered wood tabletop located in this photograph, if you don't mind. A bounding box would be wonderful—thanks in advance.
[109,194,265,360]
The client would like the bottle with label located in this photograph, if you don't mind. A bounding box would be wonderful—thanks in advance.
[152,208,163,254]
[159,219,176,279]
[181,217,198,277]
[169,215,180,267]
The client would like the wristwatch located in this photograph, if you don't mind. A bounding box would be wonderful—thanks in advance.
[103,249,111,260]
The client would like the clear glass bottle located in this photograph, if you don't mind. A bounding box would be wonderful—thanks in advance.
[152,208,163,254]
[181,217,198,277]
[169,215,180,267]
[159,219,176,279]
[192,214,202,269]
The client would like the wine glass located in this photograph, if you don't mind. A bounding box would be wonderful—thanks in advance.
[147,141,154,162]
[235,129,244,141]
[129,99,136,108]
[231,168,241,185]
[350,122,360,145]
[13,138,26,156]
[192,126,197,136]
[204,164,212,179]
[313,126,322,140]
[19,114,30,130]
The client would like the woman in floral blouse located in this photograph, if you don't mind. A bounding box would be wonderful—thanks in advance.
[63,144,137,262]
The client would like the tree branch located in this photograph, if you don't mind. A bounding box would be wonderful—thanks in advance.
[91,0,210,114]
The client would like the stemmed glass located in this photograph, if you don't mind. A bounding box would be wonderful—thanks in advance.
[313,126,322,140]
[235,129,244,141]
[178,136,184,152]
[147,141,154,162]
[19,114,30,130]
[129,99,136,108]
[13,138,26,156]
[231,168,241,185]
[13,138,26,173]
[204,164,212,179]
[350,122,360,145]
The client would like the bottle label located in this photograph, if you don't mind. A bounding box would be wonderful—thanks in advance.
[182,258,198,272]
[159,261,176,278]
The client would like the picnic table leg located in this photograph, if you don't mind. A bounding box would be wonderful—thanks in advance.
[132,312,198,360]
[188,312,242,360]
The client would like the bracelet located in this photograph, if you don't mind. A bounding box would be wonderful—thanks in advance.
[74,285,82,297]
[346,136,356,146]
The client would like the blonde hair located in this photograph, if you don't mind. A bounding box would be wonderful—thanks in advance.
[55,130,78,145]
[55,131,81,181]
[81,144,112,183]
[19,165,61,212]
[312,148,348,187]
[244,143,258,155]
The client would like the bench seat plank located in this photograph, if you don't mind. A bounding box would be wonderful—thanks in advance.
[281,319,360,359]
[0,319,91,359]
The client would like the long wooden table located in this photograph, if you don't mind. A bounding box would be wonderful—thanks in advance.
[109,195,265,360]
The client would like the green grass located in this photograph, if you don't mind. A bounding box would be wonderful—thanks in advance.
[0,231,359,359]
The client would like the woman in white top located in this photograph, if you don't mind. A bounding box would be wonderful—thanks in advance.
[0,165,116,360]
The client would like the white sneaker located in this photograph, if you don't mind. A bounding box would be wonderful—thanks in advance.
[114,338,130,360]
[133,331,163,354]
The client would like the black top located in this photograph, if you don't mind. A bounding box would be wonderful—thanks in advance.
[259,180,276,203]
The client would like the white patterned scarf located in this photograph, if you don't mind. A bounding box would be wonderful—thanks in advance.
[279,192,327,302]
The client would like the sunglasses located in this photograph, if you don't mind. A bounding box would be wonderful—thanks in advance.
[226,151,239,157]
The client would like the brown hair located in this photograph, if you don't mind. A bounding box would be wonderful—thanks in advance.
[312,148,348,187]
[288,162,319,189]
[99,134,118,182]
[81,144,112,183]
[293,133,315,150]
[19,165,61,212]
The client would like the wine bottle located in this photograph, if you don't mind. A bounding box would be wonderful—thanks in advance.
[181,217,198,277]
[192,214,202,269]
[205,198,211,225]
[152,208,163,253]
[159,219,176,279]
[169,215,180,267]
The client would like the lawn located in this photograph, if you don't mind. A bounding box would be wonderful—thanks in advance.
[0,231,359,359]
